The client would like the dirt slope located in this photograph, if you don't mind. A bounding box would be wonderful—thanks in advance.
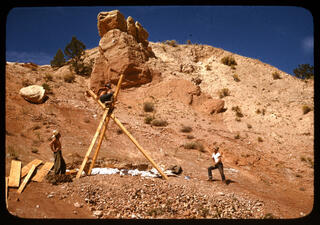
[5,41,314,219]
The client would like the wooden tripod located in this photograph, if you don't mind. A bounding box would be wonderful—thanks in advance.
[76,74,168,180]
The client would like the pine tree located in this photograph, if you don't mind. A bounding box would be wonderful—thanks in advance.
[64,36,86,61]
[64,36,88,75]
[50,49,65,68]
[293,64,314,79]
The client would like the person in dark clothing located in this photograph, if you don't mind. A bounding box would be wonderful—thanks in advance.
[207,146,226,183]
[97,83,114,106]
[49,130,66,175]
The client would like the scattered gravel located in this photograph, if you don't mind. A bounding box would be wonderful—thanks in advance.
[53,174,268,219]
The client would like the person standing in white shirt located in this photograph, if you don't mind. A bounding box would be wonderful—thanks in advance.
[207,146,226,183]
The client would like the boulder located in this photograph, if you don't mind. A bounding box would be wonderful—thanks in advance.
[97,10,127,37]
[90,29,156,90]
[166,165,183,175]
[19,85,46,104]
[203,98,225,114]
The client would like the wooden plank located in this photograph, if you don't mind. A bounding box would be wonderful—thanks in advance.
[17,164,36,194]
[87,118,110,175]
[76,110,109,179]
[8,160,21,187]
[21,159,43,177]
[31,162,54,182]
[111,115,168,180]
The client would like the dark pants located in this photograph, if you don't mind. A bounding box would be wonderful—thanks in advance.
[208,162,225,181]
[54,150,66,175]
[100,93,113,103]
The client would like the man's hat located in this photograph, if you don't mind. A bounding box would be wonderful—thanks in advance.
[52,130,60,137]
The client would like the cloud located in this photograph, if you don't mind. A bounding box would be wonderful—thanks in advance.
[6,50,52,65]
[302,36,314,53]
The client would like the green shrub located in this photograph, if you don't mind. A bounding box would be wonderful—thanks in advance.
[302,105,312,114]
[293,64,314,79]
[64,73,75,83]
[272,72,281,80]
[258,137,263,142]
[42,83,53,94]
[232,106,244,117]
[183,142,205,152]
[144,115,154,124]
[218,88,230,98]
[180,125,192,133]
[50,49,65,68]
[221,56,237,66]
[143,102,154,112]
[233,74,240,82]
[151,119,168,127]
[300,156,314,168]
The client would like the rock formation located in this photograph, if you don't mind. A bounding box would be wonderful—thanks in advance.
[90,10,158,91]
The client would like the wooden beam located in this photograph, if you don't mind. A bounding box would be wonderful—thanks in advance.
[21,159,43,178]
[87,117,111,175]
[76,109,109,179]
[87,80,168,180]
[87,86,168,180]
[111,115,168,180]
[87,74,124,175]
[8,160,21,187]
[31,162,54,182]
[17,164,36,194]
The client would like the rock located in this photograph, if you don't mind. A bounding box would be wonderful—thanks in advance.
[180,63,195,73]
[19,85,46,104]
[90,29,156,90]
[126,16,137,40]
[74,202,82,208]
[166,165,183,175]
[93,210,103,218]
[97,10,127,37]
[203,98,225,114]
[135,21,149,46]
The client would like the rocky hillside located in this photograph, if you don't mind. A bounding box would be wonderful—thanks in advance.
[5,10,314,219]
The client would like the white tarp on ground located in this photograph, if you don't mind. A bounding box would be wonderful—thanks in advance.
[90,167,177,178]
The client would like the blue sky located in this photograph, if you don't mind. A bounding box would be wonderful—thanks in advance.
[6,6,314,75]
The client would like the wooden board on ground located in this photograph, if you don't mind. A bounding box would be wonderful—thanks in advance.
[8,160,21,187]
[17,164,36,194]
[21,159,43,177]
[31,162,54,182]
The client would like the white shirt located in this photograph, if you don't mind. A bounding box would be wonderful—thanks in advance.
[212,152,221,163]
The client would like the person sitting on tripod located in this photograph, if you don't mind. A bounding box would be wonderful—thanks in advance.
[97,82,114,107]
